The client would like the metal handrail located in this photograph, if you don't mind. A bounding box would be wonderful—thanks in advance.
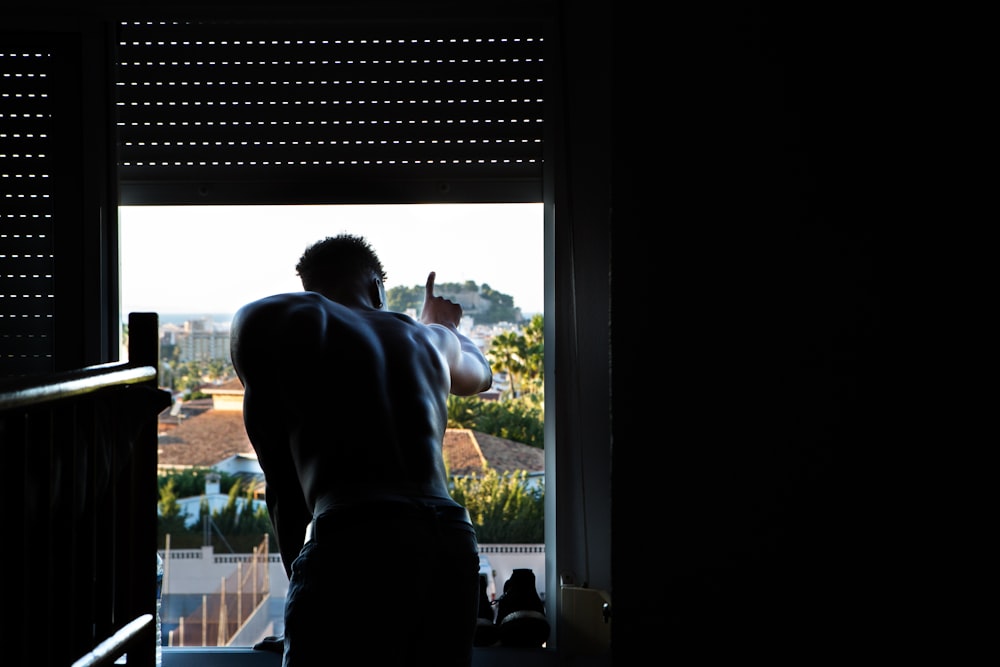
[72,614,155,667]
[0,363,156,410]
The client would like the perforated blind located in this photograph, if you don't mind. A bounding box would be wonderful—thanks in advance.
[1,48,56,376]
[115,18,548,205]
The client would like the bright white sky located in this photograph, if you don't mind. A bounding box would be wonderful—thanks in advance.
[119,203,544,321]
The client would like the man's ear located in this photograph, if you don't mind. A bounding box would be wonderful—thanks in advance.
[370,276,384,309]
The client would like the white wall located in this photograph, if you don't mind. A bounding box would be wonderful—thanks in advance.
[161,543,546,601]
[160,546,288,598]
[160,544,547,649]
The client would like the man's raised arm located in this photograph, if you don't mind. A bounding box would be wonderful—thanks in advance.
[420,271,493,396]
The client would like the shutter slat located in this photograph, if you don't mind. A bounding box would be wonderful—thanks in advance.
[0,298,54,317]
[117,118,543,141]
[2,275,53,293]
[1,200,55,216]
[115,81,544,106]
[0,219,52,236]
[115,101,544,125]
[116,19,545,51]
[117,41,546,65]
[119,162,539,182]
[119,143,542,163]
[1,256,55,274]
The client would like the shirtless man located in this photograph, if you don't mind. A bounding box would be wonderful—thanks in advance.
[230,234,493,666]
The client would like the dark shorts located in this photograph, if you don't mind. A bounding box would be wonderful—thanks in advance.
[282,498,480,667]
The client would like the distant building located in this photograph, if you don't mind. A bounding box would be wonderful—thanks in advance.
[202,377,244,411]
[170,470,266,528]
[161,317,231,362]
[436,288,490,317]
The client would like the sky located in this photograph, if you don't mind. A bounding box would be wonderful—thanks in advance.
[119,203,544,321]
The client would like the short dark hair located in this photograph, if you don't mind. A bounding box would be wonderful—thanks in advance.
[295,233,387,292]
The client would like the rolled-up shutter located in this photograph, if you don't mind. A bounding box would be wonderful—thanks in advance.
[115,17,550,205]
[2,26,109,380]
[3,10,552,377]
[1,41,62,376]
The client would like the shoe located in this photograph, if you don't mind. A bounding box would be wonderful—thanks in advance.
[495,568,549,648]
[473,573,499,647]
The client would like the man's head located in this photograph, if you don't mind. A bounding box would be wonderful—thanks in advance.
[296,234,388,308]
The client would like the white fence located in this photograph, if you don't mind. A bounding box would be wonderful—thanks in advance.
[159,543,546,646]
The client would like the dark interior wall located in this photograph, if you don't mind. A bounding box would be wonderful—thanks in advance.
[611,4,888,661]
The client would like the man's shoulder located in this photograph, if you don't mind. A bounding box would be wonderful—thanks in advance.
[233,292,348,340]
[239,291,325,310]
[235,292,334,321]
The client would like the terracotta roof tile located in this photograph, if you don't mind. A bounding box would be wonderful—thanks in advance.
[158,406,543,477]
[471,430,545,475]
[158,409,252,468]
[443,429,486,476]
[203,377,245,393]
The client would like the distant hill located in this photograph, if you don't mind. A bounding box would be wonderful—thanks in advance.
[386,281,524,324]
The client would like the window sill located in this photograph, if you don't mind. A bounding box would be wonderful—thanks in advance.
[162,646,557,667]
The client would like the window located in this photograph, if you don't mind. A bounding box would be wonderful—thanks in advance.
[120,202,545,648]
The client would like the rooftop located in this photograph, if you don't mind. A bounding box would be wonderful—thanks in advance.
[157,396,543,476]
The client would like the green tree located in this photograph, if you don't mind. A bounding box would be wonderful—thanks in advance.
[447,314,545,446]
[157,469,273,549]
[205,479,275,552]
[451,467,544,543]
[386,284,425,313]
[158,462,545,548]
[157,477,189,544]
[486,314,543,400]
[158,468,240,498]
[487,330,527,398]
[478,283,521,324]
[173,360,204,396]
[519,314,544,397]
[447,395,543,448]
[211,479,245,535]
[206,359,228,382]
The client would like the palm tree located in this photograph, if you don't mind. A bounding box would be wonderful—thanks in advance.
[487,331,527,399]
[519,314,544,395]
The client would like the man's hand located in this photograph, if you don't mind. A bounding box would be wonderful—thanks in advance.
[253,635,284,653]
[420,271,463,328]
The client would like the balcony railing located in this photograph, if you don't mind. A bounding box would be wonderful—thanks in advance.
[168,536,272,647]
[1,313,171,667]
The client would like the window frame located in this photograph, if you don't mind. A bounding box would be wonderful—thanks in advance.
[109,10,561,663]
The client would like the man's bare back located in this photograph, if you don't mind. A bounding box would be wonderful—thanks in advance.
[229,235,492,666]
[233,291,458,511]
